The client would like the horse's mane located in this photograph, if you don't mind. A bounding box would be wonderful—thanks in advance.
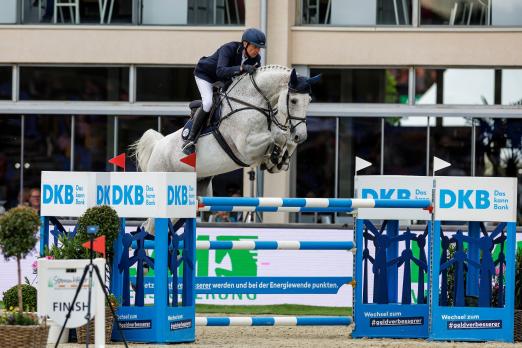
[256,64,292,73]
[232,64,292,81]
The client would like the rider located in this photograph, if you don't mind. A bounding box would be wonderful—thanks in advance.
[182,28,266,155]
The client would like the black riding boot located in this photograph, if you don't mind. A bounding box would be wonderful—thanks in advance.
[182,108,209,155]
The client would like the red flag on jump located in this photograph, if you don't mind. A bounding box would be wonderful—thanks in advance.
[109,153,126,170]
[180,152,197,169]
[82,235,106,257]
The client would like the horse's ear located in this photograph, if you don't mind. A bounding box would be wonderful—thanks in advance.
[289,68,298,88]
[307,74,321,85]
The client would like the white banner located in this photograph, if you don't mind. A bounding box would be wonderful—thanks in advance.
[435,176,517,222]
[37,258,105,328]
[193,227,353,307]
[355,175,432,220]
[41,171,197,218]
[41,171,99,217]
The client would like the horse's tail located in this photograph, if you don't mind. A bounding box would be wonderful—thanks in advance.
[129,129,164,171]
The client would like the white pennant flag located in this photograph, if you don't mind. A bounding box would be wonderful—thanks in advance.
[433,156,451,174]
[355,156,372,173]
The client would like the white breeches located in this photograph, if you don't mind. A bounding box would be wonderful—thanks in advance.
[195,76,213,112]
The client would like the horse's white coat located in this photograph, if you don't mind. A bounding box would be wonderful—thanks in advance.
[131,65,312,233]
[132,65,310,180]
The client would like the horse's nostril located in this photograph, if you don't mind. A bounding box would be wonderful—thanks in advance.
[294,135,300,142]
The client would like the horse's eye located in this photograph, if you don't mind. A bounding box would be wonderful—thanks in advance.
[291,99,298,104]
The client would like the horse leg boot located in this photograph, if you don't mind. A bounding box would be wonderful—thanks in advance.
[182,107,209,155]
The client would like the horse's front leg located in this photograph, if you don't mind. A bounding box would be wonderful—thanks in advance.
[243,129,274,165]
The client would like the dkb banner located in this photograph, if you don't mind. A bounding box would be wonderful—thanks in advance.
[40,171,197,218]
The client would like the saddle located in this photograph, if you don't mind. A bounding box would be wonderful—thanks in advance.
[181,82,228,142]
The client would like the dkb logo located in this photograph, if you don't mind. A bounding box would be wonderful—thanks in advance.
[439,189,490,209]
[361,188,411,199]
[96,185,144,205]
[42,184,74,204]
[168,185,190,206]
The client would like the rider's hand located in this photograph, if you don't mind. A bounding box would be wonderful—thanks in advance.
[241,64,256,74]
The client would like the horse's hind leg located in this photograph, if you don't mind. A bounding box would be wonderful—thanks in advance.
[197,177,213,197]
[141,218,155,235]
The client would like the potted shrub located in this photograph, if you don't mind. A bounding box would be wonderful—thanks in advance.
[515,248,522,342]
[76,205,120,263]
[2,284,37,312]
[0,206,48,347]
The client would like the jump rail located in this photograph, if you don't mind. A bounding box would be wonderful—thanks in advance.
[199,206,353,213]
[132,240,355,251]
[198,197,431,209]
[195,316,353,326]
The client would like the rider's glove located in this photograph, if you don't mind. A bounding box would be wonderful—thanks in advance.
[242,64,256,74]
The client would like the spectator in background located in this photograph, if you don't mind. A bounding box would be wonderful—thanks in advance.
[212,189,242,223]
[28,188,41,214]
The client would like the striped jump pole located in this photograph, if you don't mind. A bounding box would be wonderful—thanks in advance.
[199,206,353,213]
[198,197,431,209]
[133,240,355,251]
[196,316,353,326]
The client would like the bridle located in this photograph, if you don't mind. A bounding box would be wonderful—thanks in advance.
[217,72,307,134]
[285,87,308,134]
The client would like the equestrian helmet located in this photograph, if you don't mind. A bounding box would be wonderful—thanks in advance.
[241,28,266,48]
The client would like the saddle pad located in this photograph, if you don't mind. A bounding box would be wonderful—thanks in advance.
[181,101,223,141]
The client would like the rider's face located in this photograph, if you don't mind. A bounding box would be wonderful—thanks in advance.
[244,42,261,58]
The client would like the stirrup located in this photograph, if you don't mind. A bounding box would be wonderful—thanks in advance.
[182,140,196,155]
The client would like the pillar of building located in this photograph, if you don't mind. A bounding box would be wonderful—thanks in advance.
[260,0,295,223]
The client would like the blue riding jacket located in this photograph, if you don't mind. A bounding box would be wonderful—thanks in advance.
[194,41,261,84]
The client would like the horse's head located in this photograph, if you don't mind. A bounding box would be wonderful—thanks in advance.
[277,69,321,145]
[262,69,320,173]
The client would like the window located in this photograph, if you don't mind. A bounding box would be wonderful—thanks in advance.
[23,115,71,195]
[136,67,199,102]
[20,66,129,101]
[299,0,411,25]
[74,115,114,171]
[0,67,11,100]
[430,117,472,175]
[383,117,427,175]
[421,0,522,26]
[0,116,21,210]
[188,0,245,25]
[21,0,133,24]
[501,69,522,105]
[415,68,495,105]
[338,117,381,198]
[160,116,190,135]
[310,68,409,103]
[475,118,522,177]
[475,118,522,221]
[296,117,336,198]
[117,116,159,171]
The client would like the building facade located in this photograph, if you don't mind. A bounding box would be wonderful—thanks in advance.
[0,0,521,222]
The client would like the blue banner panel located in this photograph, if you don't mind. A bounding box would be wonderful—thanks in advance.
[352,219,431,339]
[114,306,195,343]
[134,276,352,295]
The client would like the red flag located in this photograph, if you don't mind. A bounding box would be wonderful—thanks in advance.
[180,152,197,169]
[82,235,106,257]
[109,153,126,170]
